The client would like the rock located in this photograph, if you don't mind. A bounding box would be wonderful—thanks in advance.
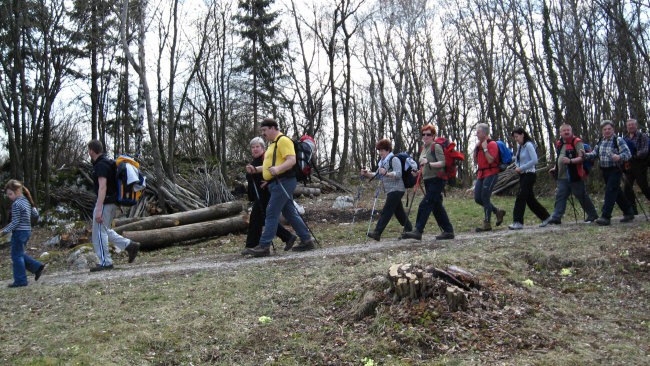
[332,196,354,209]
[44,235,61,247]
[67,245,98,271]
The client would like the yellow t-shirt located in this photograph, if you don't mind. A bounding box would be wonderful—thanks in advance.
[263,133,295,181]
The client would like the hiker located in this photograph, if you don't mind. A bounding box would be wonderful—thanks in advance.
[402,124,454,240]
[248,118,315,257]
[583,120,635,225]
[87,140,140,271]
[474,123,506,232]
[541,124,599,227]
[1,180,45,287]
[623,118,650,214]
[508,127,550,229]
[242,137,297,255]
[361,138,413,241]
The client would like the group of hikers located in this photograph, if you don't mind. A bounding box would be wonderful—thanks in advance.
[2,117,648,287]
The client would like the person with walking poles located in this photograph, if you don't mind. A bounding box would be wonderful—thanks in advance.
[1,180,45,287]
[248,118,316,257]
[87,140,140,271]
[402,124,454,240]
[541,124,599,227]
[583,120,636,226]
[241,137,297,255]
[508,127,550,229]
[474,123,506,232]
[361,138,413,241]
[623,118,650,215]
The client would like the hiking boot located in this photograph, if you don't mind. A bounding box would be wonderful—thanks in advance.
[366,231,381,241]
[620,215,635,223]
[435,232,455,240]
[241,247,254,255]
[401,230,422,240]
[495,209,506,226]
[539,217,561,227]
[508,222,524,230]
[34,264,45,281]
[284,235,297,251]
[584,215,598,223]
[90,264,114,272]
[475,221,492,232]
[594,217,611,226]
[126,241,140,263]
[292,239,315,252]
[248,245,271,257]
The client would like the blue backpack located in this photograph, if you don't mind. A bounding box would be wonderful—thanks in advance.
[494,140,513,171]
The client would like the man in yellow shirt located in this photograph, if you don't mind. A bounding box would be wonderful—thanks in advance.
[248,118,315,257]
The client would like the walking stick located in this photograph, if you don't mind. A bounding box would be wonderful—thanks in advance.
[274,176,320,245]
[619,166,649,221]
[367,185,381,236]
[567,193,579,223]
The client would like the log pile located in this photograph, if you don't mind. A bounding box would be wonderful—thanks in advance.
[115,201,247,249]
[387,263,481,311]
[492,163,550,195]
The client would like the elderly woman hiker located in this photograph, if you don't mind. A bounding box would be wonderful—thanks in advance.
[508,127,550,229]
[361,138,413,241]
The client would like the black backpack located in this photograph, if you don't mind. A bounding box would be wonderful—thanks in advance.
[392,153,417,189]
[272,134,317,184]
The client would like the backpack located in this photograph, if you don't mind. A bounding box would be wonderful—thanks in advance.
[273,134,318,184]
[392,153,418,188]
[623,135,638,157]
[433,137,466,180]
[555,137,591,181]
[494,140,513,171]
[115,155,146,206]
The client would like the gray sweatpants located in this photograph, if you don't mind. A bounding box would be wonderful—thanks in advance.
[92,204,131,267]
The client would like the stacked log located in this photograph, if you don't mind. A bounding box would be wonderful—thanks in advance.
[115,202,246,249]
[387,263,481,312]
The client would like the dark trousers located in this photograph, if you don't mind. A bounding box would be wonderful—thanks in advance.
[375,191,412,234]
[246,196,294,247]
[474,174,499,222]
[600,167,634,219]
[623,159,650,214]
[414,178,453,233]
[513,173,550,224]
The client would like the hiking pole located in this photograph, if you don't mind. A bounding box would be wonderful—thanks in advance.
[567,193,579,223]
[402,170,422,234]
[273,176,321,245]
[619,166,649,221]
[367,185,381,236]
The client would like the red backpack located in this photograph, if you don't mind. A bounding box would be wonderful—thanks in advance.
[433,137,466,180]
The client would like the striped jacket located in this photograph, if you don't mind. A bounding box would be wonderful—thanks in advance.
[2,196,37,233]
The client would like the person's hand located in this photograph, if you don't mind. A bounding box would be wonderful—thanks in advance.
[95,210,104,224]
[361,168,369,177]
[269,166,279,176]
[515,167,522,174]
[378,167,387,175]
[419,157,428,166]
[612,154,621,162]
[481,140,488,149]
[245,164,256,174]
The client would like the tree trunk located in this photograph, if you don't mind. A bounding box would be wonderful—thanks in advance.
[122,216,248,249]
[114,201,243,233]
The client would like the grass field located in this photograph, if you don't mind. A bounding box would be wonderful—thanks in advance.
[1,191,649,365]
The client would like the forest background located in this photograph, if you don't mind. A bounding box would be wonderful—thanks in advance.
[1,0,649,213]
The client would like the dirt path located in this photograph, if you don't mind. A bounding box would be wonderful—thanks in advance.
[18,218,646,287]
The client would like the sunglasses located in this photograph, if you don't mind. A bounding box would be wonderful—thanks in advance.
[421,133,433,137]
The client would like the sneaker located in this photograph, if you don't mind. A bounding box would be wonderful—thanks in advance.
[34,264,45,281]
[584,215,598,223]
[539,217,561,227]
[126,241,140,263]
[292,239,315,252]
[495,209,506,226]
[366,231,381,241]
[620,215,635,223]
[7,283,27,288]
[435,232,455,240]
[594,217,611,226]
[284,235,297,251]
[401,230,422,240]
[475,222,492,232]
[508,222,524,230]
[248,245,271,257]
[90,264,114,272]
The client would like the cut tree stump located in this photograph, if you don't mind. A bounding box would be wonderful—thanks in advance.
[114,201,243,234]
[122,215,248,249]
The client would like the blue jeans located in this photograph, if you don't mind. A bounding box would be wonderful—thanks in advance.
[10,230,42,286]
[600,167,634,219]
[551,179,598,220]
[259,177,310,248]
[415,178,453,233]
[474,174,499,222]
